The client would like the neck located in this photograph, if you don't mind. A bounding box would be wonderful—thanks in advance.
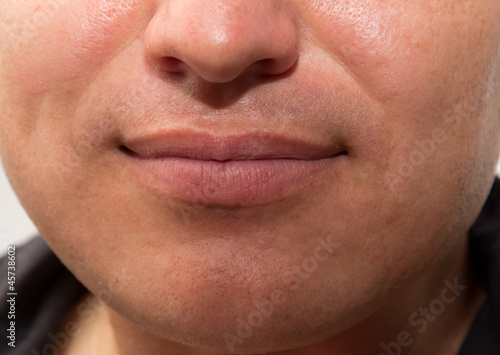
[64,235,485,355]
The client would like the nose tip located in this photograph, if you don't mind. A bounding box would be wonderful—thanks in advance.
[145,1,299,83]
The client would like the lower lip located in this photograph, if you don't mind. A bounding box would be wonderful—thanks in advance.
[123,155,343,207]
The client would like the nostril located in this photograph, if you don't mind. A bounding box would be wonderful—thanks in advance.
[256,58,275,72]
[156,57,184,73]
[144,2,299,83]
[256,58,296,78]
[163,57,182,66]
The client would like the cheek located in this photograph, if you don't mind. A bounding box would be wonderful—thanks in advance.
[304,1,486,112]
[7,0,144,93]
[306,0,500,182]
[0,0,146,217]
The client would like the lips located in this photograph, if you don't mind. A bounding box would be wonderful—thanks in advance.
[120,130,347,207]
[122,130,345,160]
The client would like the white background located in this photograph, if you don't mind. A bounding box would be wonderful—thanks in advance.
[1,157,500,249]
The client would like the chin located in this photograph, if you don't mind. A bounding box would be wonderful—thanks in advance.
[95,248,384,355]
[109,293,357,355]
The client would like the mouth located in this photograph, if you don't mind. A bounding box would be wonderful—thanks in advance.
[119,130,348,207]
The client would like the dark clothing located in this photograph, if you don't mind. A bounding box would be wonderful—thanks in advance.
[459,178,500,354]
[2,179,500,354]
[1,238,87,355]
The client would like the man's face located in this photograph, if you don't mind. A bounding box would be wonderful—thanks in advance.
[1,0,500,353]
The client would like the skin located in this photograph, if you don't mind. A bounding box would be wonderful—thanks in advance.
[1,0,500,354]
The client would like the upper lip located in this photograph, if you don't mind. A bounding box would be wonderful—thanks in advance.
[121,130,346,161]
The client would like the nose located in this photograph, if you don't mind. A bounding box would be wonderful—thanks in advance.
[144,0,299,83]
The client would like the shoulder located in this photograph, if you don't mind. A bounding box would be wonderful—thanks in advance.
[0,237,87,355]
[469,177,500,302]
[460,178,500,354]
